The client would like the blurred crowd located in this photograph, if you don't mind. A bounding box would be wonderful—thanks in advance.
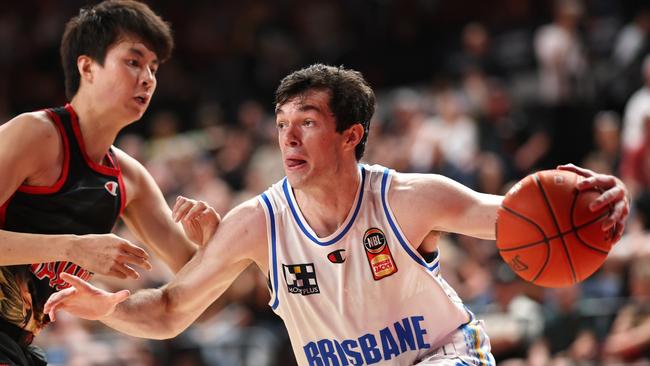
[2,0,650,364]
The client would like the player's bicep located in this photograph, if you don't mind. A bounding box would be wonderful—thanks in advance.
[118,150,195,270]
[396,174,502,240]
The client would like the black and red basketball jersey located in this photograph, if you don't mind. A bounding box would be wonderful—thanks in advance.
[0,103,126,332]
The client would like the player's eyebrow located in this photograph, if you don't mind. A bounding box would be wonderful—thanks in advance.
[275,103,322,115]
[128,47,159,66]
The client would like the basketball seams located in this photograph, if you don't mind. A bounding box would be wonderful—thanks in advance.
[534,173,577,284]
[498,205,551,283]
[571,191,611,255]
[500,210,609,253]
[498,206,549,252]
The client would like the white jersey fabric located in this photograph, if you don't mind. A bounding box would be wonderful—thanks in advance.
[259,164,489,366]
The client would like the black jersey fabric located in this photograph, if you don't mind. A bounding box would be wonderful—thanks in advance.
[0,104,125,336]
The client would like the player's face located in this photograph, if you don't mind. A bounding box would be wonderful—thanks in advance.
[275,90,347,188]
[91,36,158,122]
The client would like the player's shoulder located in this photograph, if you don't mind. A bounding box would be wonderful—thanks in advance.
[111,146,144,175]
[214,197,268,255]
[0,111,62,165]
[226,196,267,227]
[389,171,450,197]
[1,111,59,141]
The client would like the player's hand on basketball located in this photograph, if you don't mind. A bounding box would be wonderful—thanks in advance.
[172,196,220,246]
[558,164,630,241]
[44,272,129,322]
[72,234,152,280]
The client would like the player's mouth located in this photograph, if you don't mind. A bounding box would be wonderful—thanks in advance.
[285,158,307,170]
[134,95,149,106]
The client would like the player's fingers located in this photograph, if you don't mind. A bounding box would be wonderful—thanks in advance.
[172,200,195,222]
[60,272,94,291]
[602,199,625,230]
[119,241,149,261]
[172,196,185,213]
[114,263,139,280]
[590,186,625,212]
[182,201,208,222]
[612,222,626,243]
[111,289,131,304]
[119,250,152,271]
[557,164,595,178]
[44,287,76,318]
[576,175,617,191]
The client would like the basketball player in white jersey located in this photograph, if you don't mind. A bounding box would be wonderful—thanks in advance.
[43,64,630,365]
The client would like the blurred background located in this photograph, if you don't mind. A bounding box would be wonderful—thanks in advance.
[3,0,650,364]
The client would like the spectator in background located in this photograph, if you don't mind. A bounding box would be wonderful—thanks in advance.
[446,22,503,80]
[622,55,650,154]
[582,111,621,176]
[529,286,598,365]
[603,255,650,362]
[534,0,589,106]
[612,8,650,69]
[411,89,478,186]
[621,114,650,196]
[478,264,544,362]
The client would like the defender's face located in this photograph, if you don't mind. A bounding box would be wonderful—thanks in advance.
[91,36,159,122]
[275,90,346,188]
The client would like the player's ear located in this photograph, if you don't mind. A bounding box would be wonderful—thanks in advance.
[343,123,364,149]
[77,55,94,83]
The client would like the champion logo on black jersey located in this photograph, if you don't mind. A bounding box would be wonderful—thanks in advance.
[104,181,118,196]
[283,263,320,296]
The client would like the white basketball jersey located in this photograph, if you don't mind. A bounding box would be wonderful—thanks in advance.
[259,164,471,366]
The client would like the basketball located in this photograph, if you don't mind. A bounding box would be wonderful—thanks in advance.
[496,169,616,288]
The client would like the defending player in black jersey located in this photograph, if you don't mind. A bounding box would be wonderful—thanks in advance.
[0,1,218,365]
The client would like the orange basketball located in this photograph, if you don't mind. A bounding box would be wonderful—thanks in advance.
[496,169,616,288]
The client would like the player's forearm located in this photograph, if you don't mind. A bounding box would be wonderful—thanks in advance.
[466,193,503,240]
[100,287,187,339]
[0,229,76,265]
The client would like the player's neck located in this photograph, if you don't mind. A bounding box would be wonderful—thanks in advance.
[69,98,124,164]
[293,164,361,237]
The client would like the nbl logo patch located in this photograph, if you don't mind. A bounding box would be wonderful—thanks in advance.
[363,228,398,280]
[283,263,320,296]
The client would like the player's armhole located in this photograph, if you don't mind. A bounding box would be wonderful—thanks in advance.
[13,111,69,193]
[258,193,280,310]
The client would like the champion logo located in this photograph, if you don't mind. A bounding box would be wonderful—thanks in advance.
[327,249,346,264]
[104,181,118,196]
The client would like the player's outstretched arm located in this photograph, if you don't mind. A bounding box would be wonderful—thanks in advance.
[390,172,503,242]
[114,148,220,273]
[557,164,629,242]
[0,113,152,279]
[45,198,267,339]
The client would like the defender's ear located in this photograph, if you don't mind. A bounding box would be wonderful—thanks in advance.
[77,55,94,83]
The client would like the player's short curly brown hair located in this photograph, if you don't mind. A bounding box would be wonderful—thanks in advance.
[275,64,376,161]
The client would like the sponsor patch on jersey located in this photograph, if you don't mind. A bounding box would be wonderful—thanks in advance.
[363,228,398,280]
[104,181,119,196]
[283,263,320,296]
[327,249,346,264]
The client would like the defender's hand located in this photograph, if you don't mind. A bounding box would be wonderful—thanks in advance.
[44,272,129,321]
[558,164,630,242]
[71,234,152,279]
[172,196,220,246]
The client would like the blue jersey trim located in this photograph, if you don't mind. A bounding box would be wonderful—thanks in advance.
[380,168,439,272]
[282,167,366,246]
[261,193,280,310]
